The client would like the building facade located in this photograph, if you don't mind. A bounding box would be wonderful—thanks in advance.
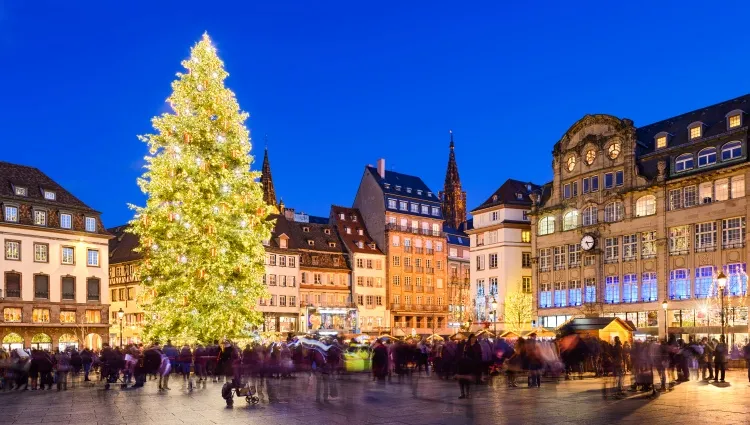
[0,162,110,351]
[260,214,301,333]
[468,179,536,331]
[108,226,145,346]
[330,206,388,334]
[354,159,450,336]
[532,95,750,345]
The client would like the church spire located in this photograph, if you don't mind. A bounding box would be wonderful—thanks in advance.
[261,143,277,207]
[441,130,466,229]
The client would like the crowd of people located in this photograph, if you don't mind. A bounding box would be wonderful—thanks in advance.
[1,332,749,401]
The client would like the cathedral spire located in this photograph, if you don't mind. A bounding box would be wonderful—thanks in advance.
[441,130,466,229]
[261,143,277,207]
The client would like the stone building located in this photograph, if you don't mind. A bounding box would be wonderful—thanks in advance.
[108,226,145,346]
[531,94,750,345]
[260,214,301,333]
[354,159,450,336]
[468,179,537,331]
[0,161,110,350]
[330,206,388,334]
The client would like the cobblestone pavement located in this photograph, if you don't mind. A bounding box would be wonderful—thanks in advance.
[1,370,750,425]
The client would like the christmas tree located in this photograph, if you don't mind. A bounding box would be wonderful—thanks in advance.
[130,34,274,343]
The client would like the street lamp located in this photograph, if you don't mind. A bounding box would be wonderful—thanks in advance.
[491,298,498,338]
[117,308,125,348]
[661,300,668,338]
[717,270,728,341]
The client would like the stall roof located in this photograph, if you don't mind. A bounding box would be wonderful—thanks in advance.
[560,317,636,332]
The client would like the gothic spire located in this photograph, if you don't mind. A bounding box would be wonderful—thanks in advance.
[261,143,277,207]
[441,130,467,229]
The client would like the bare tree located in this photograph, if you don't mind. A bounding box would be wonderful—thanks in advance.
[504,291,533,334]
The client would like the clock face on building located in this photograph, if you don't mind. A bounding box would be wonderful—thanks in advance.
[581,234,595,251]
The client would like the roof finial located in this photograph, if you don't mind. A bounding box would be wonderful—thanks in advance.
[449,129,454,149]
[264,134,268,150]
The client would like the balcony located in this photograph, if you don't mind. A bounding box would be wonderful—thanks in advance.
[385,223,444,237]
[404,265,413,272]
[723,241,746,249]
[553,264,566,271]
[426,286,434,293]
[415,247,424,254]
[603,258,619,264]
[404,246,413,253]
[415,285,424,293]
[5,289,20,298]
[695,244,716,253]
[404,284,413,291]
[415,266,423,273]
[426,267,435,274]
[426,248,434,255]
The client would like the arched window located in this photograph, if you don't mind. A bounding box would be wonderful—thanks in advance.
[675,153,694,172]
[582,206,598,226]
[635,195,656,217]
[538,216,555,235]
[721,140,742,161]
[604,201,624,222]
[697,147,717,167]
[563,210,579,231]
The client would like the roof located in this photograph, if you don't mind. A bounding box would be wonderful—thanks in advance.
[266,214,300,252]
[329,206,384,255]
[108,225,142,264]
[636,93,750,154]
[560,317,637,332]
[443,222,470,247]
[366,166,441,205]
[288,219,348,255]
[471,179,541,213]
[0,161,99,213]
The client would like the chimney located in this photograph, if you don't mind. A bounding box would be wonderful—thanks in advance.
[377,158,385,179]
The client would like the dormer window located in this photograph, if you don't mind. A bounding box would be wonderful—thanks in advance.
[350,215,357,222]
[688,122,703,140]
[345,227,351,234]
[384,183,390,189]
[655,132,670,149]
[395,185,401,191]
[417,190,423,195]
[369,242,377,249]
[492,195,498,202]
[302,226,310,232]
[516,193,523,200]
[43,190,56,201]
[526,184,532,192]
[328,242,336,247]
[307,240,314,246]
[279,238,288,248]
[85,217,96,232]
[324,228,331,235]
[406,187,412,193]
[13,186,27,197]
[427,192,432,197]
[339,213,345,220]
[357,229,364,235]
[727,110,743,129]
[357,241,364,249]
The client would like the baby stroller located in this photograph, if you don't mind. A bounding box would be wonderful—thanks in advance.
[221,378,259,406]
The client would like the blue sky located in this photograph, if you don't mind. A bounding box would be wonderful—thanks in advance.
[2,0,749,226]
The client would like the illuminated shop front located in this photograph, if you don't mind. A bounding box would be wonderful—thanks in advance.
[668,307,748,348]
[263,314,299,333]
[306,307,358,334]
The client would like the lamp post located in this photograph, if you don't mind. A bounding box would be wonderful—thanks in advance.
[117,308,124,348]
[661,300,668,338]
[491,298,498,338]
[717,270,727,341]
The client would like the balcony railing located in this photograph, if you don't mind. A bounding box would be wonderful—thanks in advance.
[415,285,424,293]
[404,265,413,272]
[404,246,412,253]
[62,293,75,301]
[603,258,619,264]
[426,267,435,274]
[415,266,423,273]
[34,292,49,299]
[426,248,434,255]
[6,289,20,298]
[385,223,444,237]
[404,284,413,291]
[415,247,424,254]
[426,286,434,293]
[87,294,100,301]
[695,244,716,253]
[723,241,746,249]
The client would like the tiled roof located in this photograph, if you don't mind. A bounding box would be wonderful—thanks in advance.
[0,161,98,213]
[444,222,470,247]
[366,166,441,205]
[108,225,142,264]
[330,206,384,255]
[288,219,348,255]
[266,214,299,252]
[471,179,541,213]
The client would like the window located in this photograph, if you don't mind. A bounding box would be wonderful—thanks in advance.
[563,210,578,230]
[489,277,498,295]
[698,147,717,168]
[475,255,485,271]
[582,206,597,226]
[4,205,18,222]
[431,207,440,216]
[279,296,287,307]
[13,186,27,196]
[521,230,531,243]
[622,234,637,260]
[700,182,713,203]
[128,287,135,300]
[34,274,49,299]
[564,184,571,199]
[522,252,532,268]
[392,275,400,286]
[571,182,578,197]
[61,276,75,300]
[641,231,656,258]
[622,274,637,303]
[314,274,322,285]
[5,240,20,260]
[684,185,698,208]
[604,202,623,222]
[60,310,76,324]
[32,308,50,323]
[554,282,567,307]
[87,249,99,266]
[357,276,364,286]
[714,178,730,201]
[388,199,397,209]
[641,273,657,302]
[85,310,101,324]
[538,248,551,272]
[694,266,714,299]
[656,135,667,149]
[729,113,742,129]
[410,203,419,213]
[538,216,555,235]
[669,226,690,254]
[86,278,100,301]
[615,170,623,186]
[539,283,552,308]
[522,277,532,294]
[726,263,748,296]
[669,269,690,300]
[392,235,400,247]
[399,201,407,211]
[689,125,702,139]
[591,175,599,192]
[356,258,364,268]
[604,237,619,262]
[695,222,717,251]
[669,189,682,211]
[584,278,596,303]
[489,253,498,269]
[584,255,595,266]
[279,256,286,267]
[568,244,581,266]
[604,172,614,189]
[675,153,695,172]
[605,276,620,304]
[60,213,72,229]
[83,216,96,231]
[568,280,582,306]
[421,205,429,215]
[722,217,746,248]
[732,175,745,198]
[722,140,742,161]
[61,246,75,265]
[635,195,656,217]
[553,246,566,270]
[33,210,47,226]
[4,307,22,322]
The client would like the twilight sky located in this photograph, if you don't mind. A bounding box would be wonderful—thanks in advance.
[2,0,749,226]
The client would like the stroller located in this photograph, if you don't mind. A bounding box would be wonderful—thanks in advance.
[221,378,259,406]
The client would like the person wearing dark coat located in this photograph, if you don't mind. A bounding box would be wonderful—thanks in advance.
[457,334,481,399]
[713,336,728,382]
[80,348,93,381]
[132,345,162,388]
[372,339,389,382]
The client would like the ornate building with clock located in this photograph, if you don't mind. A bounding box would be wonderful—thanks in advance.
[531,94,750,344]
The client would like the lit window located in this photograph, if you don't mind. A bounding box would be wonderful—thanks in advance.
[669,269,690,300]
[732,175,745,199]
[60,310,76,324]
[4,307,22,322]
[675,153,694,172]
[62,246,75,264]
[697,147,717,167]
[582,206,597,226]
[421,205,429,214]
[85,217,96,232]
[399,201,407,211]
[410,203,419,213]
[729,114,741,129]
[622,274,638,303]
[34,210,47,226]
[604,202,623,222]
[538,216,555,235]
[521,230,531,243]
[669,225,690,254]
[34,243,48,262]
[14,186,27,196]
[562,210,578,231]
[656,135,667,149]
[5,240,20,260]
[689,125,702,139]
[388,199,397,209]
[84,310,101,323]
[721,141,742,161]
[87,249,99,266]
[60,213,72,229]
[4,205,18,222]
[32,308,50,323]
[43,190,56,200]
[431,207,440,216]
[605,276,620,304]
[635,195,656,217]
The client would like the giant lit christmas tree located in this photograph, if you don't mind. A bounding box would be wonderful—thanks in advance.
[130,34,273,343]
